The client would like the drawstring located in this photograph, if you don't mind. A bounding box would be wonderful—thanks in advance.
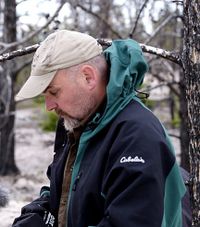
[135,89,149,100]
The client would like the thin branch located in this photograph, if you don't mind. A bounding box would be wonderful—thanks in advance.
[129,0,150,38]
[0,44,39,62]
[171,0,183,5]
[98,39,182,66]
[0,42,10,49]
[140,43,182,66]
[145,14,176,45]
[168,133,180,139]
[143,81,179,93]
[16,0,29,5]
[1,2,65,54]
[150,72,180,97]
[161,60,177,77]
[0,40,182,67]
[76,3,122,39]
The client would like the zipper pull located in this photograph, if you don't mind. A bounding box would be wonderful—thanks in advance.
[72,172,82,191]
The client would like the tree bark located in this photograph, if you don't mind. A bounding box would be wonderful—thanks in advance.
[182,0,200,226]
[0,0,19,175]
[179,78,190,171]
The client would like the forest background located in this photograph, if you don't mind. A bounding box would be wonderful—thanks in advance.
[0,0,199,226]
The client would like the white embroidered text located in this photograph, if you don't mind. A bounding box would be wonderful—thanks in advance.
[120,156,145,164]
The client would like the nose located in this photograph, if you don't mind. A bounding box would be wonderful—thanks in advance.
[45,96,57,111]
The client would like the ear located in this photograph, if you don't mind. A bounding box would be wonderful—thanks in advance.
[80,65,97,90]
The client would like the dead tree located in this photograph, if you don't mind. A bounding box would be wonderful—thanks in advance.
[0,0,199,224]
[0,0,65,175]
[0,0,19,175]
[182,0,200,226]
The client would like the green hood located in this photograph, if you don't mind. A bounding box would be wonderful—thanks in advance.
[105,39,148,108]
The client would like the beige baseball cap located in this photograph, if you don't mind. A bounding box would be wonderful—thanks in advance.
[15,30,103,101]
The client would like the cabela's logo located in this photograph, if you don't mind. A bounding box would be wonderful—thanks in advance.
[120,156,145,164]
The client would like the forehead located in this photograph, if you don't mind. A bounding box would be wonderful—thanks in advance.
[43,70,67,93]
[49,69,67,86]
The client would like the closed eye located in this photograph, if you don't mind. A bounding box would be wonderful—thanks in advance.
[49,89,58,96]
[43,87,60,97]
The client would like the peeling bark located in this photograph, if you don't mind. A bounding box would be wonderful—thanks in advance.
[0,44,39,62]
[182,0,200,226]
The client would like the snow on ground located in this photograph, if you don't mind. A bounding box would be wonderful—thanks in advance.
[0,108,55,226]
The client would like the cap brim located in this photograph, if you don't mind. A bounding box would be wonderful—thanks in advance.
[15,71,56,101]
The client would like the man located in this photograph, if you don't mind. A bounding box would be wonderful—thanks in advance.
[13,30,186,227]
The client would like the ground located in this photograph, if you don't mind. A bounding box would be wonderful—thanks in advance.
[0,108,55,226]
[0,106,180,226]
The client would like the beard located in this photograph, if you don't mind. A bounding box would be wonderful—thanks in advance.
[63,116,81,132]
[56,109,81,132]
[58,94,97,132]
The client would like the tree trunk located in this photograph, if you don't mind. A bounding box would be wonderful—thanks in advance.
[97,0,113,38]
[182,0,200,226]
[179,78,190,171]
[0,0,19,175]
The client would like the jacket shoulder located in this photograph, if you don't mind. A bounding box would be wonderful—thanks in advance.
[113,100,165,135]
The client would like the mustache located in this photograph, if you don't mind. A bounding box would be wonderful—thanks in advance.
[55,109,64,116]
[55,109,77,120]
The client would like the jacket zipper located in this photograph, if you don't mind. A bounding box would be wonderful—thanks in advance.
[67,172,82,227]
[72,172,82,191]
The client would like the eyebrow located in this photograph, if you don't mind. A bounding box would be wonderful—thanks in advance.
[42,85,54,94]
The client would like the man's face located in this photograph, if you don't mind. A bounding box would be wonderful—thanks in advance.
[43,68,96,131]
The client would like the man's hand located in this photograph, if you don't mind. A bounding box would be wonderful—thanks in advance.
[12,197,55,227]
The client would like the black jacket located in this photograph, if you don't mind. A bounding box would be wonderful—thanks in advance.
[13,100,189,227]
[49,100,185,226]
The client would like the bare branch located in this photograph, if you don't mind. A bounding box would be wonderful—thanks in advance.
[140,43,182,66]
[0,39,182,68]
[168,133,180,139]
[0,44,39,62]
[0,42,10,48]
[129,0,150,38]
[1,2,65,54]
[97,40,182,66]
[76,3,122,39]
[145,14,176,45]
[161,60,177,77]
[16,0,29,5]
[143,81,179,93]
[150,73,180,97]
[171,0,183,5]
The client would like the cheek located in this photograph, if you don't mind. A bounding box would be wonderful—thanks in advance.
[57,94,78,113]
[58,87,91,118]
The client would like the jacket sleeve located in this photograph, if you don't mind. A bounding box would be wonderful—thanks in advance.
[97,120,183,227]
[12,187,55,227]
[12,118,67,227]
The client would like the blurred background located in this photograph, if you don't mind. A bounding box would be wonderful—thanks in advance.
[0,0,191,226]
